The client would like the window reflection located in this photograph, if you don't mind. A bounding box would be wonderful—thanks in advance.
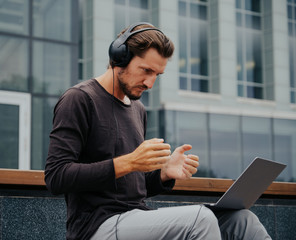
[274,119,296,182]
[33,41,72,95]
[0,104,19,169]
[0,36,28,91]
[178,0,209,93]
[0,0,29,35]
[33,0,72,41]
[236,0,263,99]
[164,111,209,177]
[164,110,296,182]
[114,0,149,36]
[210,114,241,179]
[242,117,272,168]
[245,0,260,12]
[31,97,57,170]
[288,1,296,103]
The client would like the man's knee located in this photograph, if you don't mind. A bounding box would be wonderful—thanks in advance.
[199,206,220,225]
[216,209,271,240]
[231,209,258,224]
[190,206,221,239]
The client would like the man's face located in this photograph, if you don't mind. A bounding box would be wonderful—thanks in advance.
[117,48,168,100]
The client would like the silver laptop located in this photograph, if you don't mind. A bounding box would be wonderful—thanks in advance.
[205,157,286,210]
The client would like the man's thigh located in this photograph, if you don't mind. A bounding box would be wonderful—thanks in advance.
[91,205,220,240]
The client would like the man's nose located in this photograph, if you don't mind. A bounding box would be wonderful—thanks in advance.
[143,75,157,89]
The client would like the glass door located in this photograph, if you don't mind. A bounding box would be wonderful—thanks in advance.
[0,90,31,169]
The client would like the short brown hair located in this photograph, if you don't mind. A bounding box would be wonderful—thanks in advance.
[108,23,174,67]
[123,23,175,60]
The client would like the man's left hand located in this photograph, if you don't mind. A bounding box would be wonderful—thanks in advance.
[160,144,199,182]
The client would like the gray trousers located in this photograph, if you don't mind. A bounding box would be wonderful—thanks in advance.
[90,205,271,240]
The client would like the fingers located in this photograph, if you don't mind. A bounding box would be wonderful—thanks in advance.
[131,139,171,172]
[176,144,192,154]
[183,155,199,177]
[143,138,171,151]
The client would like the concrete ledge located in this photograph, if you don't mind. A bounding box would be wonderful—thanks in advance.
[0,169,296,239]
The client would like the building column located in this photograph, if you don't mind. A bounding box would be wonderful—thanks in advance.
[269,0,290,109]
[215,0,237,104]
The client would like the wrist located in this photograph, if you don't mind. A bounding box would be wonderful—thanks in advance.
[160,168,172,182]
[113,153,133,178]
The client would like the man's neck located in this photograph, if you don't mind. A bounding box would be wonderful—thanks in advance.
[95,69,129,103]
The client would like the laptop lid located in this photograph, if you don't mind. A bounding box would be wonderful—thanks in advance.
[206,157,286,210]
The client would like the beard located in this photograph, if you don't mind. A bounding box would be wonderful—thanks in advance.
[117,69,148,100]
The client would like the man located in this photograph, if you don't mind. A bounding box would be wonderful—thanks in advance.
[45,22,271,240]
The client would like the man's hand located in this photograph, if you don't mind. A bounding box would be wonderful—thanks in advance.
[113,138,171,178]
[160,144,199,182]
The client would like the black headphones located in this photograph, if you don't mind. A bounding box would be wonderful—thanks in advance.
[108,22,163,68]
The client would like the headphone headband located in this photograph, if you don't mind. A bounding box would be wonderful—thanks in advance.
[109,22,163,67]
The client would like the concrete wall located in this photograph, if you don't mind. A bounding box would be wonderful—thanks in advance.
[1,188,295,240]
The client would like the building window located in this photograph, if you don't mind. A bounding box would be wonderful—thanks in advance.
[162,110,295,182]
[0,36,29,91]
[0,0,78,170]
[178,0,209,93]
[115,0,149,35]
[33,0,72,42]
[0,0,29,35]
[236,0,263,99]
[288,0,296,103]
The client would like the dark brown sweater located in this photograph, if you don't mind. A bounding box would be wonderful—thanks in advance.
[45,79,174,240]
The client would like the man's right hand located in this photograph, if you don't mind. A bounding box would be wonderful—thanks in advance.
[113,138,171,178]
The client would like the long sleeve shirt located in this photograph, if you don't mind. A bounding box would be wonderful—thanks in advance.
[45,79,174,240]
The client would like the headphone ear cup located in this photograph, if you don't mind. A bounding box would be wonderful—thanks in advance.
[109,39,133,67]
[109,22,162,67]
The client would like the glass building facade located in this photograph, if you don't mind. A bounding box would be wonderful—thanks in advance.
[0,0,295,183]
[0,0,79,170]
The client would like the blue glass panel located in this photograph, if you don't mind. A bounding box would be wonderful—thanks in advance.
[247,86,263,99]
[236,31,243,80]
[289,39,295,88]
[31,97,58,170]
[246,32,262,83]
[242,117,272,168]
[115,0,125,5]
[130,0,148,9]
[0,104,19,169]
[33,0,72,41]
[175,111,209,177]
[191,78,208,92]
[179,18,187,73]
[236,12,242,26]
[33,41,72,95]
[191,22,208,75]
[238,84,244,97]
[274,119,296,182]
[210,114,240,179]
[0,0,29,34]
[179,76,187,90]
[245,0,261,13]
[288,5,293,19]
[199,5,207,20]
[190,3,199,19]
[236,0,242,9]
[245,14,261,30]
[291,91,296,103]
[178,1,186,16]
[0,36,29,91]
[288,22,294,36]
